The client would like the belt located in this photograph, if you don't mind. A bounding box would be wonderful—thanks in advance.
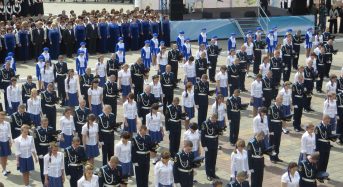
[104,185,117,187]
[317,64,324,66]
[136,151,150,154]
[271,120,282,122]
[39,143,50,146]
[304,78,313,80]
[230,75,239,78]
[294,43,300,46]
[318,139,329,143]
[45,104,55,107]
[142,106,151,110]
[231,109,240,112]
[284,54,291,56]
[134,74,143,76]
[56,73,66,76]
[178,168,193,172]
[171,59,178,62]
[325,53,332,55]
[338,105,343,108]
[77,122,85,125]
[302,178,316,183]
[295,95,303,98]
[338,89,343,92]
[239,61,246,63]
[263,88,272,90]
[255,49,262,51]
[69,163,83,167]
[198,93,207,96]
[101,129,114,133]
[251,155,264,158]
[2,80,10,82]
[198,68,205,70]
[106,95,116,98]
[205,135,218,138]
[169,119,181,122]
[15,127,21,130]
[163,84,173,87]
[25,94,31,97]
[271,68,280,70]
[109,68,118,71]
[209,54,217,57]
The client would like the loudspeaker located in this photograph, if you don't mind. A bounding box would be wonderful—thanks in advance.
[170,0,183,20]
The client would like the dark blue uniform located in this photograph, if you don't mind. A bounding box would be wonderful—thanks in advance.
[173,150,195,187]
[10,111,32,138]
[304,66,316,111]
[292,34,302,69]
[237,51,248,91]
[0,67,15,112]
[337,92,343,142]
[261,76,275,108]
[73,107,90,143]
[253,40,265,75]
[298,158,318,187]
[131,62,147,99]
[195,58,208,80]
[18,30,30,62]
[247,137,266,187]
[98,22,109,54]
[194,80,209,125]
[228,64,240,96]
[130,21,140,51]
[121,22,130,51]
[201,118,220,178]
[137,92,156,125]
[54,61,68,106]
[33,126,55,185]
[75,25,87,50]
[150,21,160,35]
[80,73,94,106]
[4,33,16,54]
[281,43,294,82]
[167,49,181,80]
[64,145,87,187]
[106,57,121,78]
[292,82,305,131]
[21,82,37,105]
[270,56,283,87]
[131,133,156,187]
[227,180,250,187]
[337,76,343,93]
[98,164,126,187]
[161,71,176,114]
[324,43,335,77]
[48,28,61,60]
[227,95,242,144]
[103,81,118,118]
[268,103,284,161]
[316,52,326,92]
[165,104,183,157]
[98,113,116,166]
[108,22,121,52]
[141,20,151,46]
[207,44,220,82]
[41,90,58,131]
[162,19,171,47]
[315,122,332,173]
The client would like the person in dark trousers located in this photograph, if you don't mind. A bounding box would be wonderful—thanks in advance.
[31,21,45,58]
[316,47,326,93]
[228,59,240,96]
[0,61,15,113]
[262,71,275,108]
[292,74,306,132]
[86,18,98,55]
[168,44,182,81]
[98,156,127,186]
[62,23,75,58]
[21,75,37,106]
[247,131,266,187]
[103,75,118,116]
[237,45,248,91]
[80,68,94,107]
[161,65,176,114]
[73,100,90,144]
[41,83,58,131]
[298,152,319,187]
[10,104,32,139]
[329,6,338,34]
[207,38,220,82]
[131,57,147,99]
[269,50,283,87]
[54,55,68,106]
[137,85,156,125]
[281,34,294,82]
[324,39,336,77]
[194,74,210,125]
[292,30,302,70]
[315,115,332,174]
[227,89,242,146]
[303,59,316,112]
[253,34,265,76]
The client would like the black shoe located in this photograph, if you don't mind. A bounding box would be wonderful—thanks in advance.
[275,157,283,162]
[241,89,248,92]
[317,90,323,93]
[282,128,289,134]
[299,128,305,132]
[213,175,220,179]
[218,146,222,150]
[303,109,309,113]
[309,108,315,112]
[207,176,213,181]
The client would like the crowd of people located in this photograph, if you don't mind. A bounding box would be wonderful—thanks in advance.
[0,5,341,187]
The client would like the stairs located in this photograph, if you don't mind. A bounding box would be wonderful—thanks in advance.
[235,17,262,36]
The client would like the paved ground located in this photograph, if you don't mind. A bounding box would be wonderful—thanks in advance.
[1,2,343,187]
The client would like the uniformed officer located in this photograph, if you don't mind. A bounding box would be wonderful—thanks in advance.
[201,113,221,181]
[54,55,68,106]
[270,50,283,87]
[168,44,182,81]
[228,59,240,96]
[103,75,118,116]
[10,104,32,138]
[41,83,58,131]
[292,30,303,70]
[227,171,250,187]
[292,74,306,132]
[21,75,37,105]
[106,53,121,78]
[80,67,94,107]
[207,39,220,82]
[262,71,275,108]
[237,45,248,91]
[298,152,319,187]
[337,91,343,143]
[131,57,147,99]
[303,59,316,112]
[64,136,87,187]
[323,39,336,77]
[315,115,332,173]
[337,69,343,93]
[253,34,266,76]
[161,65,176,114]
[131,125,157,187]
[194,74,210,125]
[227,89,242,145]
[33,117,55,185]
[98,105,117,166]
[316,47,326,93]
[98,156,127,187]
[268,96,284,162]
[0,60,15,112]
[73,100,90,144]
[137,85,156,125]
[281,35,294,82]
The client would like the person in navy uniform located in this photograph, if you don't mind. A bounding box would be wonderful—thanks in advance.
[303,59,316,112]
[315,115,332,174]
[323,39,336,77]
[228,59,240,96]
[207,39,220,82]
[17,24,30,63]
[337,91,343,143]
[0,60,15,112]
[98,105,117,166]
[131,125,157,187]
[270,50,283,87]
[54,55,68,106]
[162,15,171,47]
[106,53,121,78]
[268,96,284,163]
[130,17,140,51]
[237,45,248,91]
[201,113,221,181]
[74,20,87,51]
[33,117,55,186]
[298,152,319,187]
[195,52,209,81]
[10,104,32,139]
[98,156,127,187]
[316,47,326,93]
[108,18,121,52]
[98,18,109,54]
[292,30,303,70]
[64,136,87,187]
[62,23,76,58]
[262,71,275,108]
[41,83,58,131]
[80,68,94,107]
[292,75,306,132]
[131,57,147,99]
[227,89,242,146]
[103,75,118,117]
[73,100,90,144]
[48,23,62,60]
[121,18,130,51]
[86,18,98,55]
[281,35,294,82]
[4,27,16,54]
[161,65,176,114]
[21,75,37,105]
[227,171,250,187]
[195,74,210,125]
[137,85,156,125]
[31,21,45,58]
[168,44,182,81]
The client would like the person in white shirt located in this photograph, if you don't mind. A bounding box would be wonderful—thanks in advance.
[82,114,100,165]
[195,44,208,63]
[41,61,54,90]
[27,88,42,127]
[226,49,236,66]
[230,139,249,181]
[146,103,164,144]
[184,56,196,85]
[118,63,132,102]
[59,107,76,149]
[212,94,226,129]
[77,164,99,187]
[279,81,292,117]
[215,66,229,97]
[65,69,80,107]
[95,55,107,87]
[43,143,65,187]
[149,75,164,103]
[0,112,12,176]
[88,80,103,116]
[182,82,195,129]
[15,124,38,187]
[114,131,133,177]
[6,77,22,115]
[299,123,316,163]
[244,37,254,75]
[250,74,263,117]
[154,151,174,187]
[323,92,338,131]
[259,55,270,78]
[325,74,337,94]
[281,162,300,187]
[157,46,168,74]
[294,66,304,83]
[183,123,201,157]
[123,93,138,134]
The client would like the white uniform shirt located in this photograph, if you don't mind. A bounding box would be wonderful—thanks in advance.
[226,55,236,66]
[41,66,55,83]
[326,82,337,93]
[323,99,337,118]
[211,102,226,121]
[15,135,36,158]
[259,63,270,77]
[143,47,151,59]
[146,112,162,132]
[43,152,64,177]
[0,121,11,142]
[118,69,131,86]
[6,85,22,105]
[154,160,174,187]
[149,82,163,98]
[157,52,168,66]
[81,123,99,145]
[250,80,263,98]
[60,116,75,136]
[116,52,124,63]
[281,171,300,187]
[184,61,196,78]
[184,43,191,55]
[252,114,269,135]
[77,56,86,68]
[230,150,249,178]
[87,87,103,105]
[300,131,316,154]
[215,71,228,88]
[182,91,195,108]
[279,88,292,106]
[183,129,201,152]
[27,98,42,115]
[77,175,99,187]
[244,42,254,56]
[42,52,50,61]
[123,101,138,119]
[95,62,106,77]
[114,140,131,163]
[200,32,207,43]
[65,77,78,94]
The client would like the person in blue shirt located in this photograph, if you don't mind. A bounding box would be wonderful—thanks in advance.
[141,17,151,47]
[115,37,125,54]
[228,33,236,52]
[4,27,16,55]
[176,31,185,52]
[3,52,16,73]
[141,40,152,68]
[48,23,62,60]
[273,26,278,47]
[182,38,192,61]
[198,28,207,46]
[121,18,130,51]
[76,50,88,76]
[130,18,140,51]
[255,27,263,40]
[36,55,45,90]
[98,18,109,54]
[108,18,121,52]
[305,27,314,58]
[17,26,30,63]
[244,30,253,42]
[74,20,87,50]
[41,47,51,63]
[78,42,89,61]
[161,15,171,47]
[115,48,126,65]
[266,30,275,57]
[150,33,159,67]
[150,17,160,36]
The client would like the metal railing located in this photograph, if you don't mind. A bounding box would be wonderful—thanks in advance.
[257,0,270,34]
[233,19,245,38]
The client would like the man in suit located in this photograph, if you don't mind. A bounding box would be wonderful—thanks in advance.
[86,17,98,55]
[31,21,45,58]
[62,23,75,58]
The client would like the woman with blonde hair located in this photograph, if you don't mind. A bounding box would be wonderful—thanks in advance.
[82,114,100,165]
[77,164,99,187]
[43,142,65,187]
[27,88,42,127]
[230,139,249,181]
